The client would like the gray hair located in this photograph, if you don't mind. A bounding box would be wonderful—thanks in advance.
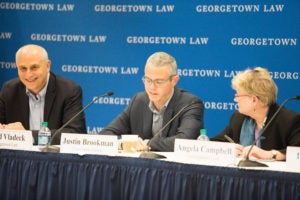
[145,52,177,75]
[16,44,49,61]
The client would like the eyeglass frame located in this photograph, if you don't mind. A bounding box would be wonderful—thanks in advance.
[234,93,251,98]
[142,75,176,87]
[235,94,261,101]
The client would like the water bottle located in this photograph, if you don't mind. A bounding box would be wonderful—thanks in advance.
[197,129,209,141]
[38,121,51,148]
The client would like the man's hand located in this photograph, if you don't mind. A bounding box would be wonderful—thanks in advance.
[0,122,25,130]
[122,137,149,152]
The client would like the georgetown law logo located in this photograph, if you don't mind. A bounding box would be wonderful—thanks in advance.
[0,2,75,12]
[94,4,175,13]
[31,33,107,43]
[195,4,284,13]
[127,36,209,45]
[61,65,139,75]
[0,32,12,40]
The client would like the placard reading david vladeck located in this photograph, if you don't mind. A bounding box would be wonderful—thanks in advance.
[0,129,33,151]
[60,133,118,155]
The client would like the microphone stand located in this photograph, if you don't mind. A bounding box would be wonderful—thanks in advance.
[237,96,298,167]
[139,101,200,159]
[41,91,114,153]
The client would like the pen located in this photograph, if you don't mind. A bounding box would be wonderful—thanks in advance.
[224,134,235,143]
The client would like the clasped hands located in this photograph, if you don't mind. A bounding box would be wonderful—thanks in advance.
[121,137,150,152]
[0,122,25,130]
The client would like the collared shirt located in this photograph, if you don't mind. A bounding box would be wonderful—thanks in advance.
[26,73,50,130]
[148,91,174,136]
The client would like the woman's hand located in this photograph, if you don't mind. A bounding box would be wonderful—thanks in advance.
[235,144,244,157]
[240,145,285,161]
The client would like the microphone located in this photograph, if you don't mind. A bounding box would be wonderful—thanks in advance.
[139,100,201,159]
[155,100,200,138]
[238,95,300,167]
[41,91,114,153]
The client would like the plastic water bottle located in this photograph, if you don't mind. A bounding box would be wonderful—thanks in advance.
[38,122,51,148]
[197,129,210,141]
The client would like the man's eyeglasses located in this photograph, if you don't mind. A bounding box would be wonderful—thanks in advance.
[142,75,175,87]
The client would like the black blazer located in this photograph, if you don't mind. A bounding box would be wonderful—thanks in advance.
[0,72,86,144]
[211,104,300,154]
[100,87,204,151]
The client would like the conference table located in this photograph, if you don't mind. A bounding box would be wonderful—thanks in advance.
[0,148,299,200]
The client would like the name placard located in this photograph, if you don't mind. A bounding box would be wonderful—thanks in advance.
[174,139,236,166]
[286,146,300,172]
[60,133,119,155]
[0,129,33,151]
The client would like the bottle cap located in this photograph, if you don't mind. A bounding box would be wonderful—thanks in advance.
[41,122,48,126]
[200,129,206,135]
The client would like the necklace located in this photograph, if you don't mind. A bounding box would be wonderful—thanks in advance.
[256,116,267,130]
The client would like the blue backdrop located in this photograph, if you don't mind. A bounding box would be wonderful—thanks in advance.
[1,0,299,137]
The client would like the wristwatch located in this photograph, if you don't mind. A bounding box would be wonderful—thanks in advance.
[271,150,278,160]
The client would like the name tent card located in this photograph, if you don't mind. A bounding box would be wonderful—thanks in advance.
[0,129,33,150]
[286,146,300,172]
[60,133,119,155]
[174,139,236,165]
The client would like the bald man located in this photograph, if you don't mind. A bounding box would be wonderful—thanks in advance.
[0,44,86,144]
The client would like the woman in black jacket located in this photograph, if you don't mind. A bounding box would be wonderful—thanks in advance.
[211,67,300,161]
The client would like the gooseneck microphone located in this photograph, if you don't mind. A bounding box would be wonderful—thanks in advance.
[139,100,201,159]
[41,91,114,153]
[238,95,300,167]
[154,100,201,138]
